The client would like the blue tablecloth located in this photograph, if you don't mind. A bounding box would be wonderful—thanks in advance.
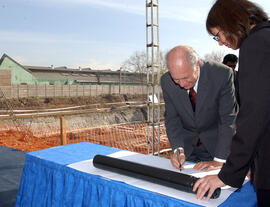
[15,142,257,207]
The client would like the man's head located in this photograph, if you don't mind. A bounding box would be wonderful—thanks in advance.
[166,45,200,90]
[222,54,238,70]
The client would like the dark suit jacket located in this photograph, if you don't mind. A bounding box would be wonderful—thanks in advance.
[161,61,237,160]
[234,70,240,106]
[219,21,270,189]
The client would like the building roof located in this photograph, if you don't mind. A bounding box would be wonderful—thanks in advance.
[0,54,32,74]
[23,65,120,74]
[0,54,143,84]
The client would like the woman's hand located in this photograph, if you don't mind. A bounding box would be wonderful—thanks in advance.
[193,175,225,201]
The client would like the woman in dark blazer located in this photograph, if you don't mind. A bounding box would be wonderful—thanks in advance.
[193,0,270,206]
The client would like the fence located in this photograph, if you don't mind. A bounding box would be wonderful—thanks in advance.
[0,84,163,99]
[0,120,170,154]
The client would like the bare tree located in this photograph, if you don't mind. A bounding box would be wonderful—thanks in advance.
[204,50,226,63]
[121,50,167,74]
[122,51,147,73]
[159,50,168,75]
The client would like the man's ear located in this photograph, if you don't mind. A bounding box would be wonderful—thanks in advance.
[196,60,200,70]
[194,60,200,72]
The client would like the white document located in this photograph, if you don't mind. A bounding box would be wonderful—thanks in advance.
[68,151,236,207]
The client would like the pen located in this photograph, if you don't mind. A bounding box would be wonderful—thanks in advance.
[177,148,182,171]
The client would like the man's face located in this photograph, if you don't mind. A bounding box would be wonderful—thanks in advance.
[225,61,237,70]
[169,61,199,90]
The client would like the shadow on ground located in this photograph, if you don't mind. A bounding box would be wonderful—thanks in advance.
[0,146,25,207]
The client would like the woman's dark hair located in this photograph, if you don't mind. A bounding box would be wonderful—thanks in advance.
[206,0,268,48]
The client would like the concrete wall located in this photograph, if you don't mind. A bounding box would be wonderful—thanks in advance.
[0,84,160,99]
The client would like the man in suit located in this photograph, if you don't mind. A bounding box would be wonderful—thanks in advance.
[161,45,237,171]
[222,54,240,105]
[222,54,238,70]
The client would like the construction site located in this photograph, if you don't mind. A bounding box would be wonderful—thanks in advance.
[0,1,167,157]
[0,2,174,206]
[0,94,171,156]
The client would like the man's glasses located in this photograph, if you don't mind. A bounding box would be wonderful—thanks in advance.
[213,31,220,42]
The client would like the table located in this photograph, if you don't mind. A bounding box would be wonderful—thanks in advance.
[15,142,257,207]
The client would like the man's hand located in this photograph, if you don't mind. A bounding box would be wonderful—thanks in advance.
[193,175,225,201]
[193,160,223,171]
[171,150,185,170]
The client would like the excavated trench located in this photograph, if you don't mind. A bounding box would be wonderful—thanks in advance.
[0,95,170,155]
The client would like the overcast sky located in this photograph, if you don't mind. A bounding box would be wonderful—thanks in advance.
[1,0,270,70]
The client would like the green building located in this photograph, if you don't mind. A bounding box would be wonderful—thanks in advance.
[0,54,145,85]
[0,54,38,85]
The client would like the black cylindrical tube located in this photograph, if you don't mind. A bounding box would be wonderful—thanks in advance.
[93,154,221,199]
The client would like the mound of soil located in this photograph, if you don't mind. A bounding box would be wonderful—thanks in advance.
[0,94,147,110]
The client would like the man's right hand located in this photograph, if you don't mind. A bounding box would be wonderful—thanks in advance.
[171,149,185,170]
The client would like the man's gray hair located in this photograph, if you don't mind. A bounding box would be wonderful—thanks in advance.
[185,46,199,69]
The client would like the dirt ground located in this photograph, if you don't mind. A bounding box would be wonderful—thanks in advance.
[0,129,55,152]
[0,95,171,157]
[0,125,172,158]
[0,94,147,109]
